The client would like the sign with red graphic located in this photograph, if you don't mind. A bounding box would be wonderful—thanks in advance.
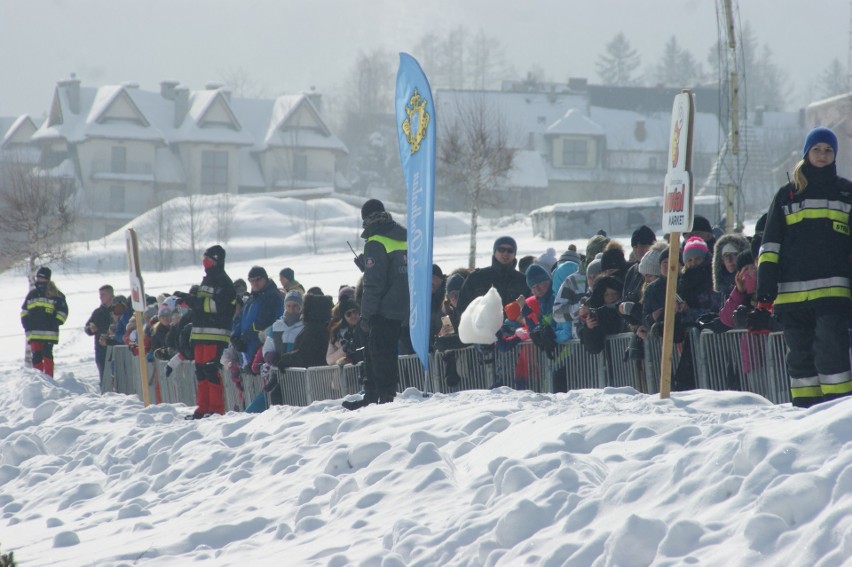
[662,91,695,233]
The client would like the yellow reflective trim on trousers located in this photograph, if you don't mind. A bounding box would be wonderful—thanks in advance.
[791,385,824,399]
[368,234,407,253]
[822,381,852,395]
[785,208,848,225]
[758,252,779,266]
[774,286,852,305]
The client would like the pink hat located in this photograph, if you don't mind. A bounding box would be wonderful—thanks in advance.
[682,236,709,263]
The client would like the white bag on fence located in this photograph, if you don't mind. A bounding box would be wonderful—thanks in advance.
[458,287,503,345]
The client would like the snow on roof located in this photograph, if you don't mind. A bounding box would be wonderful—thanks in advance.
[32,82,344,156]
[238,148,265,188]
[436,89,589,150]
[505,150,549,188]
[1,114,37,148]
[153,146,185,184]
[589,106,722,154]
[531,193,719,214]
[546,108,604,136]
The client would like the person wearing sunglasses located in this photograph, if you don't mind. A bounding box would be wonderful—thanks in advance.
[456,236,530,325]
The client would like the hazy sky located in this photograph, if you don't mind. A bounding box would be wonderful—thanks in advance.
[0,0,844,119]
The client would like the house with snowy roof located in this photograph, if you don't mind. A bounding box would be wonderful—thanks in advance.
[435,81,724,218]
[698,107,803,217]
[30,78,348,239]
[0,115,40,164]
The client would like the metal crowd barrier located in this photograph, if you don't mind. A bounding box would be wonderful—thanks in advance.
[102,329,795,410]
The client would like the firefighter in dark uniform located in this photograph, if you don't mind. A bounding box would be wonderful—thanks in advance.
[177,245,236,418]
[343,199,408,410]
[21,266,68,377]
[755,127,852,407]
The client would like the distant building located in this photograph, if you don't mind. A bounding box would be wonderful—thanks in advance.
[29,78,348,239]
[435,81,725,216]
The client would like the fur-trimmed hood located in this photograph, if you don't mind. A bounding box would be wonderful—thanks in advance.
[712,233,750,292]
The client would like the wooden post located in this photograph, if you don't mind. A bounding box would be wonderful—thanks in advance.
[134,310,152,406]
[126,228,151,407]
[658,231,680,399]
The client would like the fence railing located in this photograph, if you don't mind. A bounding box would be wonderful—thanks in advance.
[101,328,793,410]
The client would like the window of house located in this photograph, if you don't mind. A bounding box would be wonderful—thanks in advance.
[109,186,125,212]
[293,154,307,180]
[201,150,228,194]
[561,139,588,166]
[111,146,127,173]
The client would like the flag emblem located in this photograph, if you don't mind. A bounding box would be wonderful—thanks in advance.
[402,88,430,154]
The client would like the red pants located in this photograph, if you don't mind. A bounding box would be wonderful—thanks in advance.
[30,341,55,377]
[193,343,225,416]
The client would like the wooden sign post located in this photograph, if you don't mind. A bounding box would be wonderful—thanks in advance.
[126,228,151,407]
[660,90,695,398]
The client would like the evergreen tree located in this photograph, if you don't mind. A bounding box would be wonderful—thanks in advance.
[653,36,704,87]
[596,32,641,85]
[706,22,788,111]
[817,58,848,99]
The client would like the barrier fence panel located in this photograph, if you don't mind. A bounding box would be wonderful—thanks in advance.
[101,329,800,409]
[765,333,791,404]
[398,354,428,392]
[558,340,604,391]
[643,330,696,394]
[603,333,642,390]
[305,365,348,402]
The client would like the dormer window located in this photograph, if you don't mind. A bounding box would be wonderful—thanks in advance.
[561,138,588,166]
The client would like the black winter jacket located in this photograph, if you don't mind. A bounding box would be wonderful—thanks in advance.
[360,213,409,323]
[757,162,852,314]
[190,263,236,346]
[21,284,68,343]
[277,294,333,369]
[457,256,530,319]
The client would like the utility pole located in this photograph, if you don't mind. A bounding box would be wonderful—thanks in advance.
[722,0,743,232]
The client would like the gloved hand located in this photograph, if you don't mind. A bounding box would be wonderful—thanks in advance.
[747,302,774,334]
[260,363,271,378]
[230,335,248,352]
[530,324,557,359]
[250,358,261,375]
[353,254,366,273]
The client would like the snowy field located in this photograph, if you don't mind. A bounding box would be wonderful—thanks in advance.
[0,196,849,566]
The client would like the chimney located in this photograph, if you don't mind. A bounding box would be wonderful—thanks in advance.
[634,120,647,142]
[306,86,322,114]
[567,77,587,92]
[205,81,224,90]
[755,106,764,127]
[174,86,189,128]
[58,75,81,114]
[160,80,180,100]
[122,81,139,89]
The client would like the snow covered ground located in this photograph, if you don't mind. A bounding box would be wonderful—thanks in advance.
[0,196,849,566]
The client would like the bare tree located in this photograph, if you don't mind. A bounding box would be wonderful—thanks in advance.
[141,200,177,271]
[466,28,508,90]
[214,193,235,244]
[173,193,208,261]
[438,95,516,268]
[0,154,78,273]
[349,48,394,115]
[217,67,269,98]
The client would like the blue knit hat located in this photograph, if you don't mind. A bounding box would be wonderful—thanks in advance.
[525,263,551,287]
[803,127,838,159]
